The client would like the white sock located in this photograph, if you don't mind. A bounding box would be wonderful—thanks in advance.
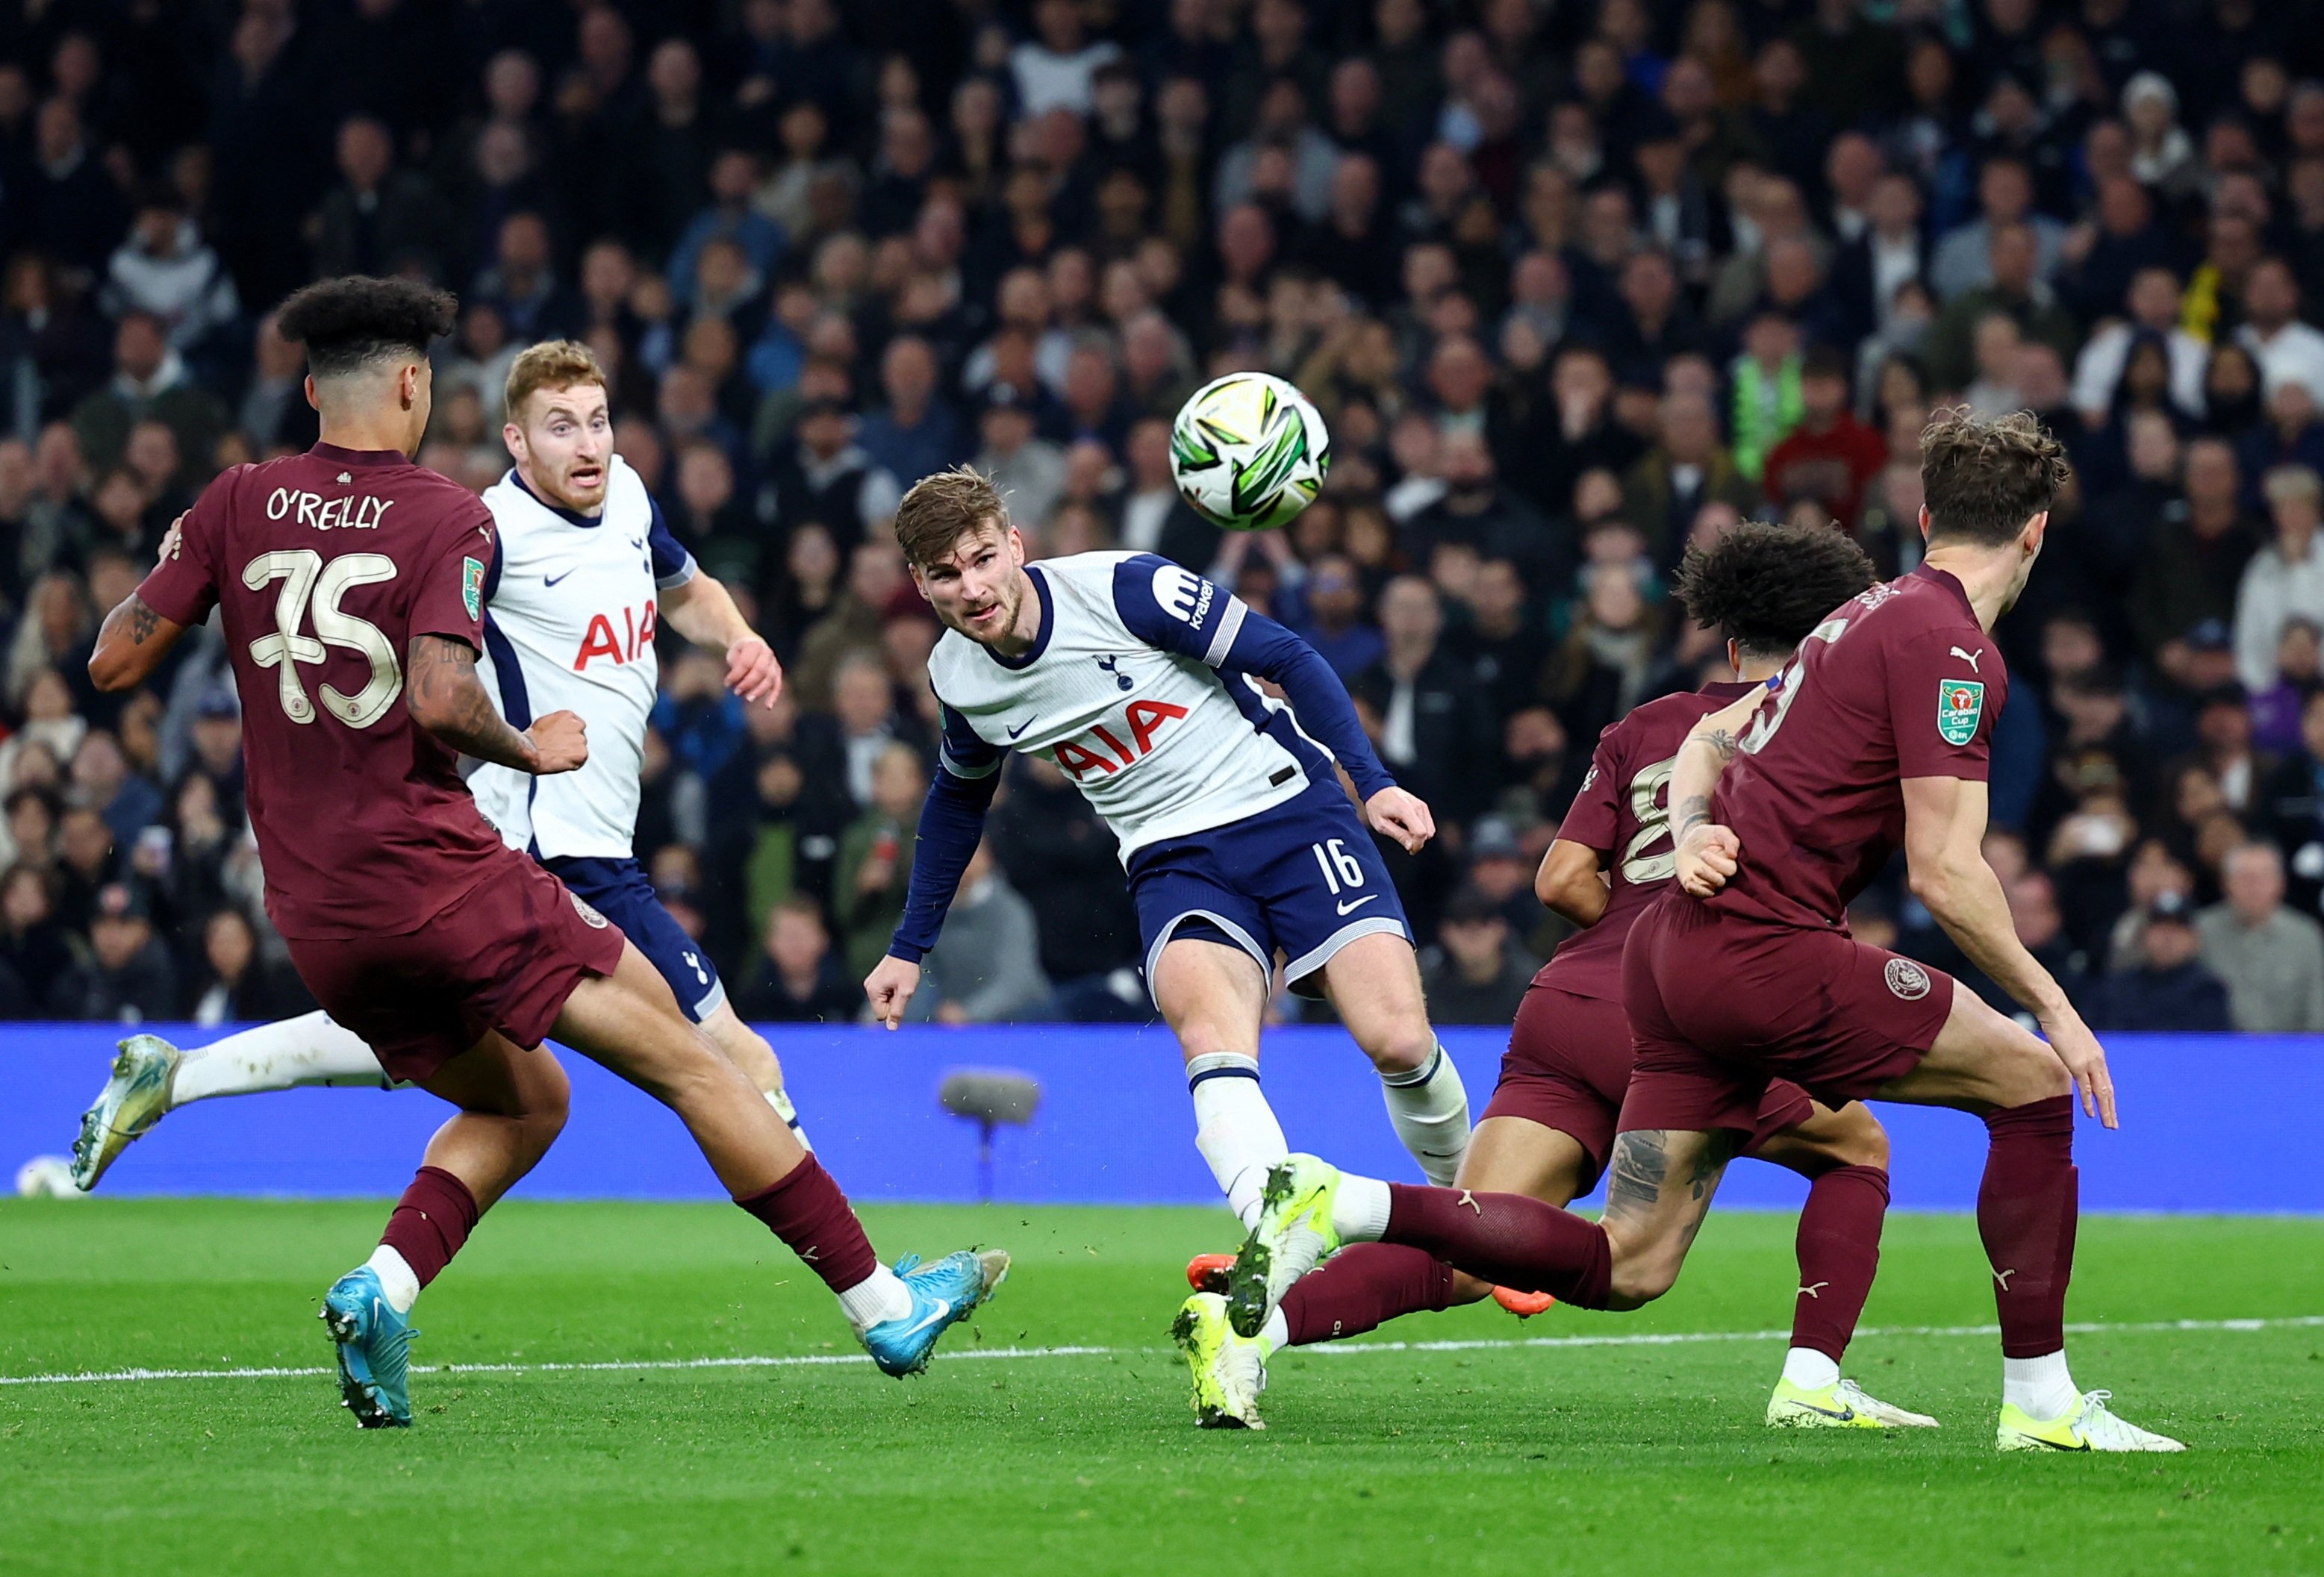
[836,1264,914,1332]
[1782,1346,1840,1390]
[1189,1053,1289,1230]
[170,1013,387,1105]
[1380,1044,1470,1185]
[364,1245,420,1315]
[2003,1351,2079,1420]
[1328,1172,1393,1242]
[767,1088,812,1152]
[1259,1307,1289,1354]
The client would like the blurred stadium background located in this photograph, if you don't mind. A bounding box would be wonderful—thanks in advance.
[2,0,2324,1069]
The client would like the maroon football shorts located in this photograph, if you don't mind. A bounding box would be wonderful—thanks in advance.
[1616,893,1954,1137]
[284,847,629,1084]
[1482,981,1818,1192]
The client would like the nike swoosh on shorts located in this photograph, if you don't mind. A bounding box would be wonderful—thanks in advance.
[1336,895,1379,916]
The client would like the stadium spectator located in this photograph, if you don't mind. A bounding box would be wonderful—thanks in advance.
[2085,892,2234,1032]
[1420,884,1534,1025]
[2197,842,2324,1031]
[734,896,862,1023]
[918,843,1051,1025]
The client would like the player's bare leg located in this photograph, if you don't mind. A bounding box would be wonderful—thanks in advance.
[1316,931,1472,1185]
[1595,1126,1740,1310]
[1873,987,2182,1449]
[1153,935,1284,1229]
[555,942,1005,1376]
[698,999,811,1150]
[1748,1104,1935,1428]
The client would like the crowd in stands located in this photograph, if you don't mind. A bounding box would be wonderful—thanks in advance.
[4,0,2324,1034]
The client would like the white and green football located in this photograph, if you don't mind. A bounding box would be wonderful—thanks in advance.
[1169,372,1331,531]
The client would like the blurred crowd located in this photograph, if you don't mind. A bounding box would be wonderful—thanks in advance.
[4,0,2324,1034]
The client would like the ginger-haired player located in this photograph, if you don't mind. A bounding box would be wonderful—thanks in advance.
[89,277,1002,1427]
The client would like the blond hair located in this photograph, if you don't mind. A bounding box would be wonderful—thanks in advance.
[893,464,1008,569]
[503,339,608,424]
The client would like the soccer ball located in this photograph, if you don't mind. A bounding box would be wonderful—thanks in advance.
[1169,372,1331,532]
[15,1155,85,1199]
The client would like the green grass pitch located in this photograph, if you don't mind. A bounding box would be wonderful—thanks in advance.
[4,1199,2321,1576]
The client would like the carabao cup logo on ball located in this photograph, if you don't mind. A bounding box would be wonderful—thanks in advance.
[1170,372,1330,532]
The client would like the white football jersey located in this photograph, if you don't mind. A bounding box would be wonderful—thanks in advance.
[470,456,696,858]
[927,552,1330,857]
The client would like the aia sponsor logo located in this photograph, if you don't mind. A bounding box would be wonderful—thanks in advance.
[1884,958,1931,1000]
[574,599,657,669]
[1050,699,1189,780]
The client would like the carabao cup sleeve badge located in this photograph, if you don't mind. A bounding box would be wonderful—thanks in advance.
[1937,679,1984,746]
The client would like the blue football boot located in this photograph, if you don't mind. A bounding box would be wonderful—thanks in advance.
[320,1267,416,1428]
[859,1249,1011,1378]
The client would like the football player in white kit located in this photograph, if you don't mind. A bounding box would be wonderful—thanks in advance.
[72,342,809,1189]
[863,467,1474,1238]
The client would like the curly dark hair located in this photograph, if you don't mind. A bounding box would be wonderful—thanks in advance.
[1920,406,2072,546]
[1675,521,1879,661]
[275,275,458,380]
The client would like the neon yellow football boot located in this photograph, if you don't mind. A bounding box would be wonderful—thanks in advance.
[1171,1291,1268,1429]
[1996,1390,2184,1452]
[1767,1375,1940,1428]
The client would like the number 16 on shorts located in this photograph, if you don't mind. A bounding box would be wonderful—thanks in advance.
[1311,838,1376,915]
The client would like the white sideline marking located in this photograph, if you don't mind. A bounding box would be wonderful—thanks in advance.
[4,1315,2319,1389]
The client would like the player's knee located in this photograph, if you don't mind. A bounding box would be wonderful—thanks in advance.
[1175,1019,1256,1064]
[1998,1033,2073,1105]
[1607,1250,1680,1308]
[1352,1014,1434,1075]
[512,1058,570,1158]
[1830,1111,1890,1172]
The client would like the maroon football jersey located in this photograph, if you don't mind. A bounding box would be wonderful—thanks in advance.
[1709,564,2004,931]
[1538,680,1760,1002]
[137,443,509,939]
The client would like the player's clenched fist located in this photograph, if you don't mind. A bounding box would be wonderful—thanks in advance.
[1675,822,1741,898]
[525,710,589,774]
[863,955,920,1029]
[1363,786,1436,853]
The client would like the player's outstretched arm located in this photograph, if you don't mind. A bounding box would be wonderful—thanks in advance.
[1535,838,1611,927]
[1902,774,2116,1127]
[870,749,1003,1028]
[661,573,781,707]
[407,635,588,775]
[1668,686,1763,896]
[88,594,187,693]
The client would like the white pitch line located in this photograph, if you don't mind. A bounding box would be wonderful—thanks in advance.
[4,1315,2317,1390]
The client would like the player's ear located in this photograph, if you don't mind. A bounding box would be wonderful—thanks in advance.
[2022,509,2050,555]
[302,372,319,413]
[1916,502,1932,544]
[502,422,526,461]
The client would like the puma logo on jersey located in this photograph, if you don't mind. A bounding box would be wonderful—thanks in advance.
[1457,1190,1482,1215]
[1798,1281,1828,1299]
[1993,1267,2016,1291]
[1950,646,1984,671]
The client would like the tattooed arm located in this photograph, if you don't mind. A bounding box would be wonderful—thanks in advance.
[405,635,589,775]
[1667,685,1765,898]
[88,595,188,692]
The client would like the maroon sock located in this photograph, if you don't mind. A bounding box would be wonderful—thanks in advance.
[378,1166,480,1290]
[1381,1183,1613,1308]
[1789,1164,1889,1362]
[1278,1243,1455,1346]
[1978,1096,2078,1358]
[733,1157,879,1295]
